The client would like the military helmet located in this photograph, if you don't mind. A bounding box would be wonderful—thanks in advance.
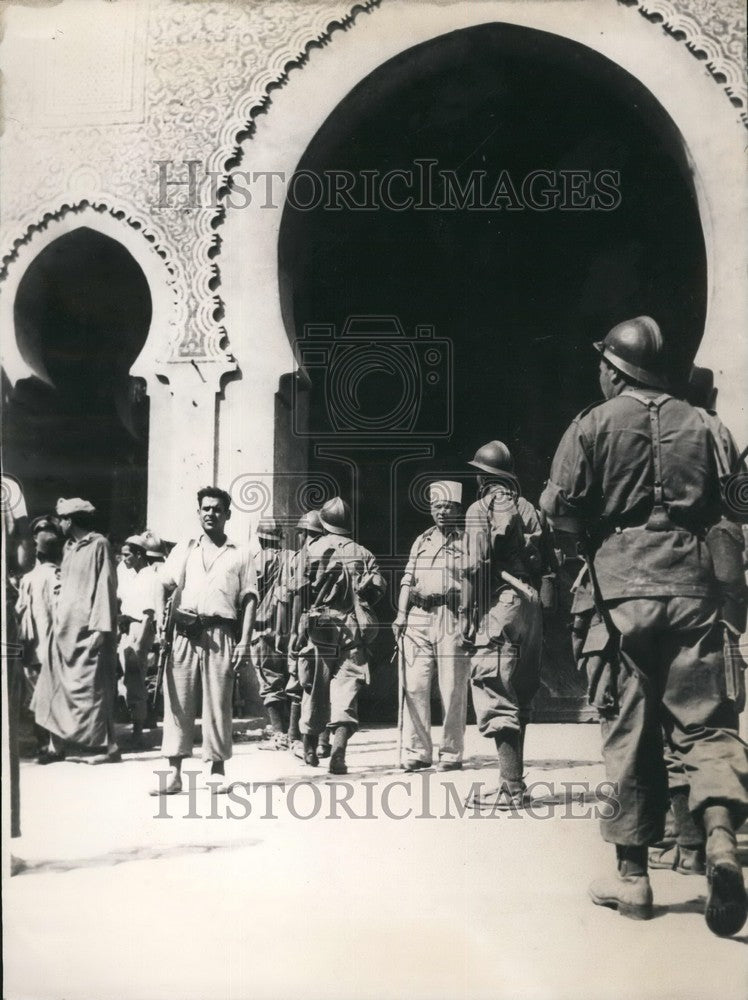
[319,497,352,536]
[468,441,520,489]
[296,509,324,535]
[256,516,282,541]
[593,316,667,389]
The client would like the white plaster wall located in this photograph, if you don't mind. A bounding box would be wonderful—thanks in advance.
[218,0,747,481]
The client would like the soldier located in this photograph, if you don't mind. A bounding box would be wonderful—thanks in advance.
[252,516,293,749]
[284,509,324,759]
[293,497,386,774]
[461,442,543,807]
[393,481,469,772]
[540,316,748,936]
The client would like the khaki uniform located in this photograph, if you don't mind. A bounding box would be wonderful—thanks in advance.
[298,533,385,736]
[252,546,292,708]
[464,487,543,735]
[541,388,748,846]
[401,525,469,765]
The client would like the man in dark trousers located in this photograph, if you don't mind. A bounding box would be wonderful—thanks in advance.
[294,497,386,775]
[252,516,292,749]
[461,442,543,808]
[540,316,748,936]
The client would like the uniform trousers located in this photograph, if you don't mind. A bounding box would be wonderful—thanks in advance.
[600,595,748,846]
[469,587,542,735]
[162,622,235,761]
[402,605,469,765]
[252,632,289,706]
[300,620,368,736]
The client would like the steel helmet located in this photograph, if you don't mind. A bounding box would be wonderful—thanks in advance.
[256,516,282,541]
[468,440,520,489]
[296,509,324,534]
[593,316,667,389]
[319,497,352,536]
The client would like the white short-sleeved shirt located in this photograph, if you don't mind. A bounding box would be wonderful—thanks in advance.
[118,565,157,620]
[161,534,258,621]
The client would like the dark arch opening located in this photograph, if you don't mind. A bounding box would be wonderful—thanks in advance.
[4,226,152,538]
[277,22,707,720]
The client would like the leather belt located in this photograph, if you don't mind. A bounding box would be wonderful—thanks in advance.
[410,592,459,612]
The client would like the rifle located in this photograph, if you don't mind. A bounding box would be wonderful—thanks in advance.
[151,594,173,711]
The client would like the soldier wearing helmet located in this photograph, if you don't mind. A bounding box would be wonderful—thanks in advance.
[540,316,748,936]
[292,497,386,774]
[462,441,543,808]
[251,517,293,749]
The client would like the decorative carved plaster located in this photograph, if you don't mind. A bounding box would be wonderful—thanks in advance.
[620,0,746,123]
[0,0,744,380]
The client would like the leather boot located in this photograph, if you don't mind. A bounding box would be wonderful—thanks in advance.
[302,734,318,767]
[317,729,332,759]
[589,847,653,921]
[703,806,747,937]
[329,725,350,775]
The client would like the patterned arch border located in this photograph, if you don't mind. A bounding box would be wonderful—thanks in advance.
[0,197,190,369]
[197,0,744,363]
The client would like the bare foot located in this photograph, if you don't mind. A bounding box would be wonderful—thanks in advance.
[149,772,183,796]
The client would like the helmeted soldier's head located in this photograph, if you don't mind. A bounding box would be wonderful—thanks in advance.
[319,497,352,536]
[467,441,520,497]
[429,480,462,532]
[296,509,324,541]
[594,316,668,399]
[256,516,282,549]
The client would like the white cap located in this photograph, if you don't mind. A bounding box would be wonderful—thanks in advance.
[429,481,462,505]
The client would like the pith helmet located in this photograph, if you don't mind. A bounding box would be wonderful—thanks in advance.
[256,516,282,541]
[319,497,352,536]
[296,510,324,534]
[593,316,667,389]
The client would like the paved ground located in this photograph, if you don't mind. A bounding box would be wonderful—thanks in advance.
[4,722,747,1000]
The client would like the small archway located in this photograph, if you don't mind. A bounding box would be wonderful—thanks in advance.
[3,226,152,537]
[277,22,708,720]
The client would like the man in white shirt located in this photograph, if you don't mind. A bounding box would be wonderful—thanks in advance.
[151,487,257,795]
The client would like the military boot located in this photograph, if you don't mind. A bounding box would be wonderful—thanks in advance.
[329,725,350,775]
[302,734,318,767]
[589,847,653,921]
[703,806,747,937]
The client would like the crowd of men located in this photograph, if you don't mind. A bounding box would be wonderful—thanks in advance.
[4,314,747,938]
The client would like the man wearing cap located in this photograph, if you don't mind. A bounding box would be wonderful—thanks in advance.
[252,516,293,749]
[462,441,543,807]
[48,497,121,762]
[152,486,257,795]
[117,533,158,747]
[295,497,386,774]
[283,509,324,758]
[540,316,748,936]
[393,481,469,771]
[17,527,63,761]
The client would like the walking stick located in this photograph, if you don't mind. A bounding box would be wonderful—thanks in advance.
[396,634,405,767]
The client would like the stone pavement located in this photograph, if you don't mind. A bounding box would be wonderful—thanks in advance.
[4,723,747,1000]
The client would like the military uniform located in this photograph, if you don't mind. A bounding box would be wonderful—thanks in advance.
[252,541,292,713]
[541,388,748,846]
[400,521,470,768]
[463,484,543,738]
[299,531,386,739]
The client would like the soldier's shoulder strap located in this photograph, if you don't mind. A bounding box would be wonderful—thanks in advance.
[573,399,607,421]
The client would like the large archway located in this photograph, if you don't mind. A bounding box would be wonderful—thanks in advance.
[277,23,708,721]
[3,226,152,538]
